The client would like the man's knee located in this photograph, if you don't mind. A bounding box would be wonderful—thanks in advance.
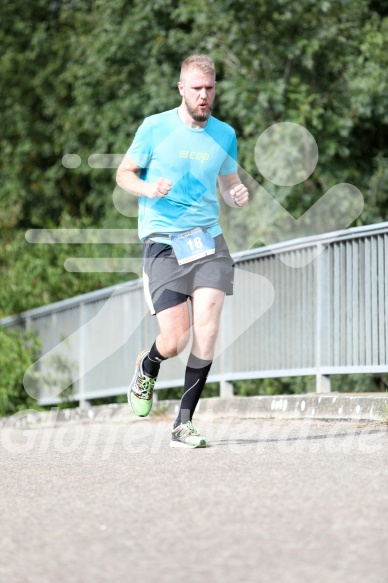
[159,328,190,357]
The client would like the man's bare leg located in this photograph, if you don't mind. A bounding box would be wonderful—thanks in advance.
[173,287,225,427]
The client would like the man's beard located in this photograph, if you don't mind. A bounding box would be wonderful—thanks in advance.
[185,101,213,122]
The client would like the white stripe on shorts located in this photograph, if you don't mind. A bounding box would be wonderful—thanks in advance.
[143,270,156,315]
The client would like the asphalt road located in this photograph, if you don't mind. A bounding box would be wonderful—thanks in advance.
[1,416,387,583]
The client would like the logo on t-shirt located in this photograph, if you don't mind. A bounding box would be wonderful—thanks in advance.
[179,150,210,163]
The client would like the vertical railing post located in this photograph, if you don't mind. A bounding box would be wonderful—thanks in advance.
[315,243,331,393]
[78,302,88,408]
[219,296,234,399]
[25,315,32,332]
[220,379,234,398]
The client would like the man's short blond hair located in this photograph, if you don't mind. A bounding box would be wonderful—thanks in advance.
[180,55,216,81]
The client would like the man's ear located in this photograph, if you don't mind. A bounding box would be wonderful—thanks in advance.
[177,81,184,96]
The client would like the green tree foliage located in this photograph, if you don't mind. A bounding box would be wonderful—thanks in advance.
[0,327,41,416]
[1,1,386,282]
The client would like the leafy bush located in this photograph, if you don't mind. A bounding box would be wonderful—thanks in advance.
[0,327,41,417]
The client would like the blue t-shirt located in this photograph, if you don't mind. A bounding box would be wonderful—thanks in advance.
[126,108,237,241]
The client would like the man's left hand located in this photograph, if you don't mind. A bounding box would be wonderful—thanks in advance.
[230,184,249,207]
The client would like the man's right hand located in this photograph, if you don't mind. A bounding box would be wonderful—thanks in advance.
[146,178,172,198]
[116,156,172,199]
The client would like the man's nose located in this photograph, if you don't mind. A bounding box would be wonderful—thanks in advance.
[199,88,207,99]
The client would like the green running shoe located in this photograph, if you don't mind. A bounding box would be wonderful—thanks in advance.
[128,350,157,417]
[169,421,209,449]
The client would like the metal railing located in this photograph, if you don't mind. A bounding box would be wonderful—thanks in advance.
[2,222,387,405]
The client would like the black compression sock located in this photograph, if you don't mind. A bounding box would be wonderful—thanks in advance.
[174,354,212,427]
[142,341,167,378]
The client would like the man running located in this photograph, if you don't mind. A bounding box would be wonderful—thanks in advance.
[116,54,249,448]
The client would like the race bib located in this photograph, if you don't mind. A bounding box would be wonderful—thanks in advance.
[170,227,215,265]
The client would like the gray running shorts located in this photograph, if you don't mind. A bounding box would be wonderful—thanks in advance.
[143,234,234,315]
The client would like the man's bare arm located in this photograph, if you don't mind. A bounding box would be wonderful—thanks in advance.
[116,155,172,199]
[218,172,249,208]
